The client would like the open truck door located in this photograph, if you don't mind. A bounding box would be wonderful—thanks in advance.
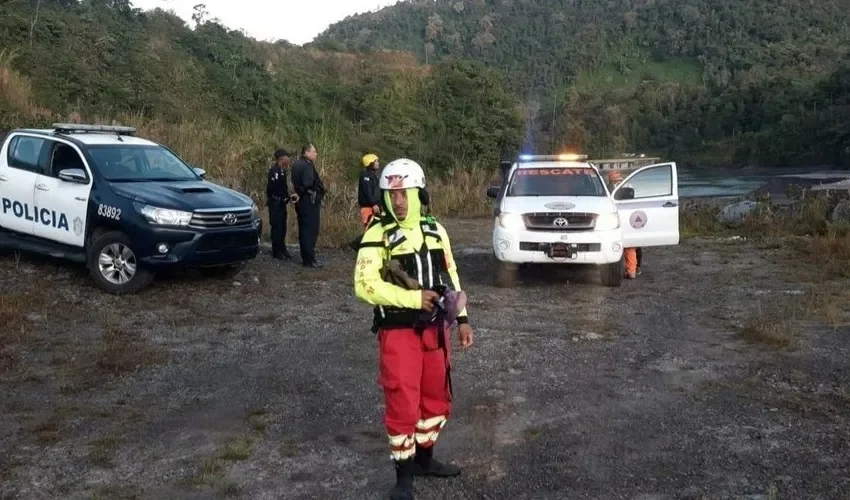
[612,162,679,248]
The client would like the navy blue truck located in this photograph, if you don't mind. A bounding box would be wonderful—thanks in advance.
[0,123,263,294]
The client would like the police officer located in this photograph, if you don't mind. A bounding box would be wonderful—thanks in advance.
[291,144,326,268]
[358,153,382,227]
[354,158,474,500]
[266,149,296,260]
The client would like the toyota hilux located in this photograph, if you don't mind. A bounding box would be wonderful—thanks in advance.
[486,154,680,287]
[0,123,263,294]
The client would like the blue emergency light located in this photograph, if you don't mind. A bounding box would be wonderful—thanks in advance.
[518,154,589,162]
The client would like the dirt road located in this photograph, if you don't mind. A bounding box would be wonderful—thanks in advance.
[1,218,849,500]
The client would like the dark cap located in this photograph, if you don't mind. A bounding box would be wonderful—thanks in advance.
[274,148,290,159]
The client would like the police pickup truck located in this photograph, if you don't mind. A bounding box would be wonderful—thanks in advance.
[486,154,680,287]
[0,123,262,294]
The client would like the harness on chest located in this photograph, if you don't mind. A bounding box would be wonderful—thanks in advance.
[369,217,450,330]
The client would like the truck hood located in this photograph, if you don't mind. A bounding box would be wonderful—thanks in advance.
[499,195,617,215]
[109,180,253,211]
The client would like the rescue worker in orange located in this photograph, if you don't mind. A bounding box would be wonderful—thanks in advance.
[354,158,474,500]
[607,170,642,278]
[358,153,382,227]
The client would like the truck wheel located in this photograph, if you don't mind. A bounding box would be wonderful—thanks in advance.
[600,258,624,287]
[87,231,154,294]
[199,262,246,279]
[493,258,518,288]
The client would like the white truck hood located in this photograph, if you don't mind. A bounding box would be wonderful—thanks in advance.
[499,195,617,215]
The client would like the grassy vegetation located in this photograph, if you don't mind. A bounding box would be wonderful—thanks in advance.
[0,58,500,249]
[681,191,850,348]
[574,57,704,93]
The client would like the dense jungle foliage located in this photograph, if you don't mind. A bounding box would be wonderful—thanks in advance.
[0,0,525,178]
[0,0,848,185]
[317,0,850,167]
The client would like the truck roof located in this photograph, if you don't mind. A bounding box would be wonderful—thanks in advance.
[10,123,159,147]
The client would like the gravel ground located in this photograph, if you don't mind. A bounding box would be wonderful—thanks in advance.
[1,218,849,500]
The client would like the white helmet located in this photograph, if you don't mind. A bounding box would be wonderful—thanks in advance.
[379,158,426,190]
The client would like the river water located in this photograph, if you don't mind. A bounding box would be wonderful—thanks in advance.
[678,165,849,199]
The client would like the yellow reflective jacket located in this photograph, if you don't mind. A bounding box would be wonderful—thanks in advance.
[354,214,469,330]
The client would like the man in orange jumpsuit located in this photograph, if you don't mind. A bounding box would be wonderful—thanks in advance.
[354,158,474,500]
[607,170,641,279]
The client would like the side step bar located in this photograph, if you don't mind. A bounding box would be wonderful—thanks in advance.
[0,230,87,263]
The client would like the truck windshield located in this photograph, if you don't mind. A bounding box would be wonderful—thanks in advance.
[506,167,607,196]
[86,145,199,182]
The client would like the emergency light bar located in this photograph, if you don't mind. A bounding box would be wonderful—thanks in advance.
[52,123,137,136]
[518,154,588,162]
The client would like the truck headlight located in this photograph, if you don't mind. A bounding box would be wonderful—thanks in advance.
[595,212,620,231]
[251,202,260,219]
[498,213,525,230]
[139,204,193,226]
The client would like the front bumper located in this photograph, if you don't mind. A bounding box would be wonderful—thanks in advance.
[135,221,263,269]
[492,222,623,265]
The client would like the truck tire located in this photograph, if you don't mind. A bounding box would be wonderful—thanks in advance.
[493,258,518,288]
[600,257,624,287]
[87,230,154,294]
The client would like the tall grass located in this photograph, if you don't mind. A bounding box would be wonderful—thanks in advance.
[682,192,850,279]
[0,61,496,249]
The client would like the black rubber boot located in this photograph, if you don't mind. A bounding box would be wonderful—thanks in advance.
[390,458,415,500]
[411,445,461,477]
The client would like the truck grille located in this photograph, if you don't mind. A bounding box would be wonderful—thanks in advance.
[190,208,253,229]
[522,212,596,231]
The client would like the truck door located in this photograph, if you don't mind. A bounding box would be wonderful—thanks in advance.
[612,162,680,248]
[32,139,93,247]
[0,134,46,236]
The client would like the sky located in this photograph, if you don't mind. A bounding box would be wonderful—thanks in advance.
[131,0,400,45]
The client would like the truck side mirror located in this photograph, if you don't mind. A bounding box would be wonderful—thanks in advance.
[614,186,635,200]
[486,185,500,199]
[193,167,207,179]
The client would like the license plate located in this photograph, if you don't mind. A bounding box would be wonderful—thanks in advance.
[559,234,570,241]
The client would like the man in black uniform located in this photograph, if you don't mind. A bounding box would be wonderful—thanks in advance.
[266,149,296,260]
[358,153,382,228]
[291,143,326,268]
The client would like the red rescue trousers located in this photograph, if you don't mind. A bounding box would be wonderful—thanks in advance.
[378,325,452,461]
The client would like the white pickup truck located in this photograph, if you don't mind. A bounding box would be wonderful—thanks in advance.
[486,154,680,287]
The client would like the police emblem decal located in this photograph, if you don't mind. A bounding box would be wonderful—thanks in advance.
[73,216,84,236]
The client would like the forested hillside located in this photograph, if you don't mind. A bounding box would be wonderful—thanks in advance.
[0,0,524,187]
[317,0,850,167]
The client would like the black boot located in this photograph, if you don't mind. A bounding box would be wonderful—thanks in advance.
[411,445,461,477]
[390,459,415,500]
